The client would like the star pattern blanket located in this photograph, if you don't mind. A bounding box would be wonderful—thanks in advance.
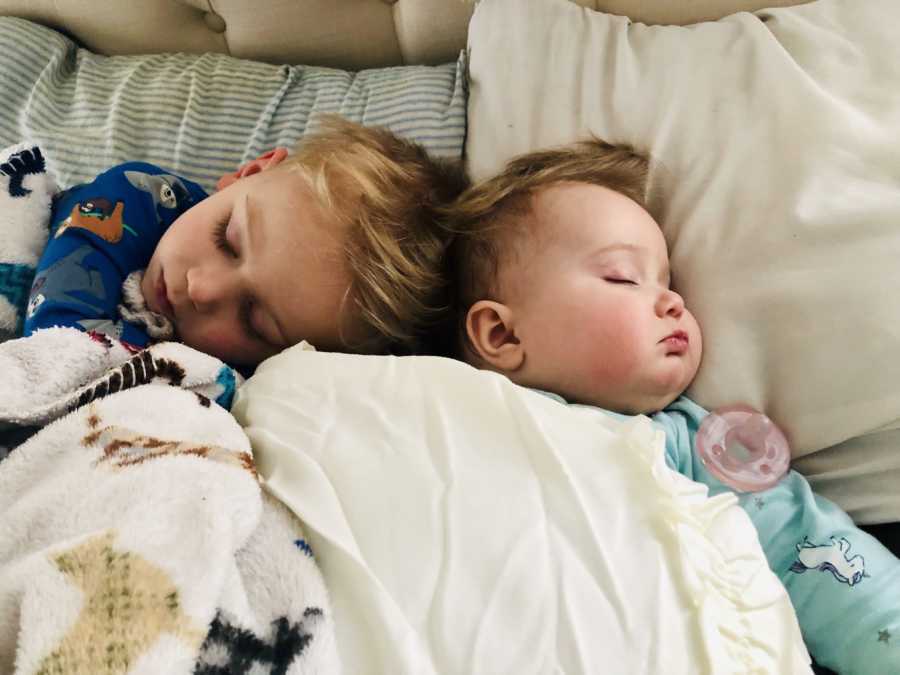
[0,143,340,674]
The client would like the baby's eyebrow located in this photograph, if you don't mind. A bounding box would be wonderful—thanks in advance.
[590,243,671,283]
[591,243,646,256]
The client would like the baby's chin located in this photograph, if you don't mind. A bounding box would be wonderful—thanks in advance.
[623,391,682,415]
[572,387,682,416]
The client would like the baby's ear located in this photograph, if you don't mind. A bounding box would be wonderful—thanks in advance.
[465,300,523,372]
[215,147,289,191]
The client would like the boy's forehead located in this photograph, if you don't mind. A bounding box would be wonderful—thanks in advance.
[252,165,343,232]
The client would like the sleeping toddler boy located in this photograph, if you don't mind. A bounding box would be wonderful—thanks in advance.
[21,116,466,367]
[442,139,900,675]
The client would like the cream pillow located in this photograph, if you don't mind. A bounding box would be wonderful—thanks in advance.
[232,345,810,675]
[465,0,900,524]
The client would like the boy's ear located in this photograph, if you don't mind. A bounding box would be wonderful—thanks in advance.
[465,300,524,372]
[215,147,289,191]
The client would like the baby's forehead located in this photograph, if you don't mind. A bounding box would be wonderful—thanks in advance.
[520,185,607,249]
[531,182,665,246]
[490,195,569,287]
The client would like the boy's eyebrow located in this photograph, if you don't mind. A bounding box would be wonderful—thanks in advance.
[245,195,288,347]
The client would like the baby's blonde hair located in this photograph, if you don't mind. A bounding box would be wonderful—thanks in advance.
[283,115,467,354]
[441,138,650,357]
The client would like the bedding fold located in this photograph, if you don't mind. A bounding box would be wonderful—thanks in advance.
[234,347,812,674]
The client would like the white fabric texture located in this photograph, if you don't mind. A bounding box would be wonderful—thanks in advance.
[0,142,54,265]
[465,0,900,524]
[0,327,238,428]
[0,384,338,674]
[0,142,55,338]
[233,344,811,675]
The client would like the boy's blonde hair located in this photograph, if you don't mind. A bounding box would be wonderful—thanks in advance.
[284,115,467,355]
[441,138,650,357]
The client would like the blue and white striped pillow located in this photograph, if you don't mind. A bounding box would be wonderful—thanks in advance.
[0,17,466,193]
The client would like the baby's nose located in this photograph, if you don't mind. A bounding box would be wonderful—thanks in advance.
[656,289,685,317]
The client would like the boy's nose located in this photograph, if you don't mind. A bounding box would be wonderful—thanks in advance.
[186,267,238,313]
[656,288,685,318]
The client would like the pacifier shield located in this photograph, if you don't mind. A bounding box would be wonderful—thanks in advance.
[696,404,791,492]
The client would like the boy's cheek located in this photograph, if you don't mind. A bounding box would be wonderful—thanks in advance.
[161,202,209,250]
[177,322,245,362]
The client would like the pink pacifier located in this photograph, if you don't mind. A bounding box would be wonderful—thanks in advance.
[695,404,791,492]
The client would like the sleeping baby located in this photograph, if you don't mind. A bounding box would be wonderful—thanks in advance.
[13,115,465,368]
[441,139,900,675]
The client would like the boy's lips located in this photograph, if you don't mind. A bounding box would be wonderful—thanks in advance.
[660,330,689,355]
[155,273,175,320]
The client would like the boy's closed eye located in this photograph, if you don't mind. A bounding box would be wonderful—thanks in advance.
[213,213,237,257]
[210,211,281,347]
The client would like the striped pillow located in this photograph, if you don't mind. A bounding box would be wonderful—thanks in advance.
[0,17,466,193]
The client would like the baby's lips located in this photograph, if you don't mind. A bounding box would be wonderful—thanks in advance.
[660,330,689,354]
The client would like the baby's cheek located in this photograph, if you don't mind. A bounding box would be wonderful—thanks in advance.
[593,318,646,375]
[586,351,642,389]
[579,324,644,384]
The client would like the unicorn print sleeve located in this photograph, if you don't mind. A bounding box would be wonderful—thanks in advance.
[655,397,900,675]
[23,162,207,348]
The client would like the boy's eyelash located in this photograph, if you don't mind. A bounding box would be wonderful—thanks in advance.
[213,215,236,258]
[605,277,637,285]
[212,214,263,343]
[213,217,262,343]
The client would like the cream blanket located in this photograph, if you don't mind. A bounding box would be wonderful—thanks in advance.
[236,348,813,675]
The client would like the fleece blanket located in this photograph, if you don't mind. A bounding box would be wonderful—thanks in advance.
[0,144,340,674]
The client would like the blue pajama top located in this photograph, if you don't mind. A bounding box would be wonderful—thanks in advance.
[23,163,207,346]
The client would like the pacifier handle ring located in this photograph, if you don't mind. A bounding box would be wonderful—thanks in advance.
[696,404,791,493]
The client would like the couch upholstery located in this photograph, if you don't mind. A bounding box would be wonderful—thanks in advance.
[0,0,808,68]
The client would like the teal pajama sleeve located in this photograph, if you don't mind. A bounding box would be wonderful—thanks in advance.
[651,397,900,675]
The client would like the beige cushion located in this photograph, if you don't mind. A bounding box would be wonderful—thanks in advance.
[465,0,900,523]
[0,0,805,68]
